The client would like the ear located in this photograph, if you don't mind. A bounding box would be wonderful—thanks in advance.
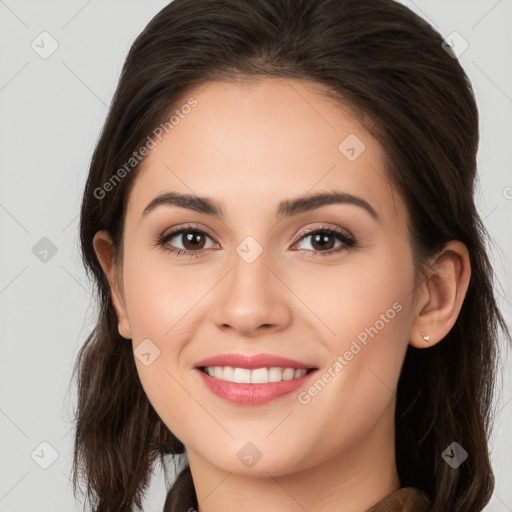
[92,230,132,339]
[409,240,471,348]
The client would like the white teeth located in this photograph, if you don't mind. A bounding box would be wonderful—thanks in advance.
[234,368,250,383]
[202,366,309,383]
[251,367,268,383]
[293,368,305,379]
[268,367,281,382]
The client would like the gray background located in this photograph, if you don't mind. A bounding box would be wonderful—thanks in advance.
[0,1,510,511]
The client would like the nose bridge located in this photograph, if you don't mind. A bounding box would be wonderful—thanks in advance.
[231,238,273,296]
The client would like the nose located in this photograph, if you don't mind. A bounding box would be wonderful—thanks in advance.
[211,249,292,337]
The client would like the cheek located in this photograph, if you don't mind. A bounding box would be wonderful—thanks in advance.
[121,254,206,429]
[120,246,218,420]
[295,236,414,351]
[122,244,207,340]
[287,254,414,453]
[296,239,414,410]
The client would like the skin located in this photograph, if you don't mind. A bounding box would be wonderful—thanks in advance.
[93,78,471,512]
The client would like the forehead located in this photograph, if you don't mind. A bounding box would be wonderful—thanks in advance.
[125,78,402,225]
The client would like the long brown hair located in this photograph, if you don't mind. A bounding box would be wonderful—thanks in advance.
[72,0,511,511]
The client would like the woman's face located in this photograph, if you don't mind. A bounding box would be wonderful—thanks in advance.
[99,78,419,477]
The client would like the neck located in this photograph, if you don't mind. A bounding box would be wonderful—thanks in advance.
[186,400,400,512]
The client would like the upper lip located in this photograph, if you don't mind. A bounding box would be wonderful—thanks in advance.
[194,353,317,370]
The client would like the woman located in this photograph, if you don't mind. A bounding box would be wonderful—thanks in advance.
[71,0,510,511]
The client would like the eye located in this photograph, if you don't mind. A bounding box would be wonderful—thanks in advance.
[292,226,356,257]
[156,224,219,258]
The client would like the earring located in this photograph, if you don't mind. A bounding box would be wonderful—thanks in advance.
[421,332,430,343]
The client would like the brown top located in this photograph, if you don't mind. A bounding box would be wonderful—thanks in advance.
[364,486,431,511]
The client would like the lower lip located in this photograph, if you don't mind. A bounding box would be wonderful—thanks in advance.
[195,368,318,406]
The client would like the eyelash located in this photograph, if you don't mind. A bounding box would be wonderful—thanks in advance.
[156,224,357,259]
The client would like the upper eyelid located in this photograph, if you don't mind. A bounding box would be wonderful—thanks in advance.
[296,224,353,239]
[161,223,216,241]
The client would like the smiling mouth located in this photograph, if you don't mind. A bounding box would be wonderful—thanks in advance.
[198,366,317,384]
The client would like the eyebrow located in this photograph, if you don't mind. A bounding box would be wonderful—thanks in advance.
[141,190,379,221]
